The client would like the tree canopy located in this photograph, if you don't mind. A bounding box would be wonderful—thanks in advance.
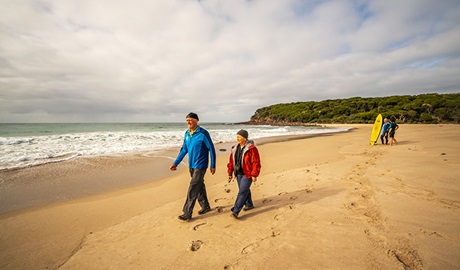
[249,93,460,124]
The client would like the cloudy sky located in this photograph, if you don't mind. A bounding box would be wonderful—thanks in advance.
[1,0,459,123]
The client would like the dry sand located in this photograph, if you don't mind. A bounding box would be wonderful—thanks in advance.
[0,124,459,269]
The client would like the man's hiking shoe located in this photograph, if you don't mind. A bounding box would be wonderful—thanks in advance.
[230,212,238,219]
[243,205,255,211]
[198,207,212,215]
[178,214,191,221]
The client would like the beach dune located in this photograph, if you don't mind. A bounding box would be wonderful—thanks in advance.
[0,124,459,269]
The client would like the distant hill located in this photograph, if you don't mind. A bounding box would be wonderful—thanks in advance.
[247,93,460,124]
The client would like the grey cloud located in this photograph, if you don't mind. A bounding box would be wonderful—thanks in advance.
[1,0,459,123]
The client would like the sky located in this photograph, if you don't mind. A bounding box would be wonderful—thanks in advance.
[1,0,459,123]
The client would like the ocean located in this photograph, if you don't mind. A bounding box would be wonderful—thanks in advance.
[0,123,350,171]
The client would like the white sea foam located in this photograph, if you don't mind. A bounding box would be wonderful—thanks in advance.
[0,124,350,170]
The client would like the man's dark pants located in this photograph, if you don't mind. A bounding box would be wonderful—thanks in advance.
[380,133,388,145]
[182,168,210,216]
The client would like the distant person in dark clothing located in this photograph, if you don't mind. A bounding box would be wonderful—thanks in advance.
[388,116,399,146]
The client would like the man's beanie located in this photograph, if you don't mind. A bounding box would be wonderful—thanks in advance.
[237,129,248,139]
[186,112,199,121]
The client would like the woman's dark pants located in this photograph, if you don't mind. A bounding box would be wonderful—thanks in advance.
[231,174,254,214]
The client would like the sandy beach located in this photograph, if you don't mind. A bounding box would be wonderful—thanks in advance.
[0,124,459,269]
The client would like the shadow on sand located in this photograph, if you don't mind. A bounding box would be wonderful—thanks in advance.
[199,186,344,221]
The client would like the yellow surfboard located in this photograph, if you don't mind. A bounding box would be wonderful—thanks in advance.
[370,114,383,145]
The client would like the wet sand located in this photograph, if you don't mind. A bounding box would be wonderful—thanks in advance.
[0,124,459,269]
[0,154,177,214]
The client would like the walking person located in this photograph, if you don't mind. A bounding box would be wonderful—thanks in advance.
[380,118,390,145]
[227,129,261,219]
[388,116,399,146]
[170,112,216,221]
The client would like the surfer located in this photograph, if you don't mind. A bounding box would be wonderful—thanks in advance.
[388,116,399,146]
[380,118,390,145]
[170,112,216,221]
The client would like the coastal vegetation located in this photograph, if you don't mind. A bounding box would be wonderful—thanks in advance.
[249,93,460,124]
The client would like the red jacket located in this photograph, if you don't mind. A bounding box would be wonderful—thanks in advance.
[227,140,261,179]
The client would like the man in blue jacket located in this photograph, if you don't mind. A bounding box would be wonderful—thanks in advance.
[170,112,216,221]
[380,118,390,145]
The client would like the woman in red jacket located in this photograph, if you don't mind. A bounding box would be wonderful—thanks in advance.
[227,129,261,219]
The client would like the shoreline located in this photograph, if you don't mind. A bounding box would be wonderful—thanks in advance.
[0,127,352,215]
[1,124,458,269]
[0,122,347,172]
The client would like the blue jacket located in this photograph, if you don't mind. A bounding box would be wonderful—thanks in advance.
[381,122,390,135]
[174,126,216,169]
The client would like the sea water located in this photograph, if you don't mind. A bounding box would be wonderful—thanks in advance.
[0,123,350,170]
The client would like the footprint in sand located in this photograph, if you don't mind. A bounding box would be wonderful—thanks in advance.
[271,228,282,237]
[390,249,423,270]
[189,240,203,251]
[419,229,443,237]
[344,202,357,210]
[274,213,284,220]
[224,265,235,270]
[242,243,258,254]
[215,206,226,213]
[262,198,272,204]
